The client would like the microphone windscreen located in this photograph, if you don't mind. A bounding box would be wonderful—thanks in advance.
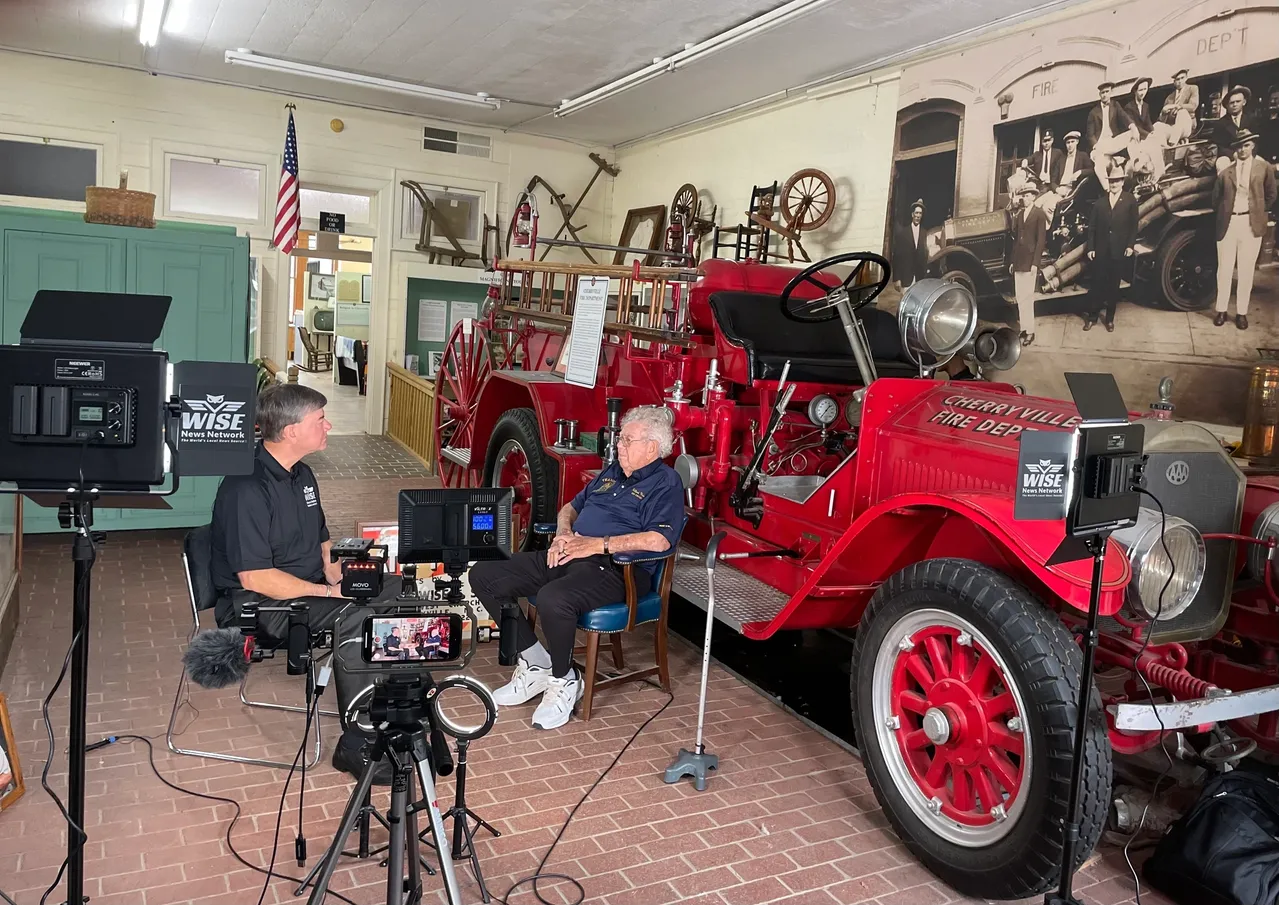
[184,628,251,689]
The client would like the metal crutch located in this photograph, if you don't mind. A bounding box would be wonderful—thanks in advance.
[663,530,726,791]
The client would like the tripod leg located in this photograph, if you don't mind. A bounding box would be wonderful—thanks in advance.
[458,810,492,904]
[305,754,381,905]
[465,807,501,839]
[414,758,464,905]
[385,750,409,905]
[405,764,424,905]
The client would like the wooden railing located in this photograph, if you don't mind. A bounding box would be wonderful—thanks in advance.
[386,362,437,473]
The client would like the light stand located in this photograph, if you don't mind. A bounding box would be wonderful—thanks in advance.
[60,494,99,905]
[1015,373,1146,905]
[1046,532,1107,905]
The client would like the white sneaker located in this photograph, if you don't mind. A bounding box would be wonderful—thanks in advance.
[491,657,551,707]
[531,671,584,730]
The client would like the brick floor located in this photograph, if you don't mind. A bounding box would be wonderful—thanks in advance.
[0,472,1171,905]
[305,435,432,481]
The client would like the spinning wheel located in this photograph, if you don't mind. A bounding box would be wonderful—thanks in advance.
[781,168,835,231]
[746,167,838,263]
[778,251,891,323]
[433,320,493,487]
[671,183,698,221]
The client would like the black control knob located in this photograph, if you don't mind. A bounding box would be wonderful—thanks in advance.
[482,532,494,545]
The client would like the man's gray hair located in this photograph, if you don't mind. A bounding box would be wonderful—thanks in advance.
[621,405,675,457]
[257,383,327,442]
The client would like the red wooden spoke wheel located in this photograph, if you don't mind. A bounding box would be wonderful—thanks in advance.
[433,320,492,488]
[851,560,1110,900]
[885,620,1028,835]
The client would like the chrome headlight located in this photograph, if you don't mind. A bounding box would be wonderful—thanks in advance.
[1112,507,1206,621]
[1249,502,1279,580]
[898,278,978,370]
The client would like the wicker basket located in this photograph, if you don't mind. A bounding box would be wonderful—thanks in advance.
[85,172,155,229]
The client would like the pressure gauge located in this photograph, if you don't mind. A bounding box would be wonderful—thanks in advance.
[845,389,866,426]
[807,394,839,427]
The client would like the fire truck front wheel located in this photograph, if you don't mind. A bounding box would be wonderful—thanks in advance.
[850,558,1110,899]
[483,408,559,552]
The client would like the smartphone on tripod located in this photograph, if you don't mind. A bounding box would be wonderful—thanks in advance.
[361,613,463,664]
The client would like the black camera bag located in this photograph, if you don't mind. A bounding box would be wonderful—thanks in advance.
[1144,763,1279,905]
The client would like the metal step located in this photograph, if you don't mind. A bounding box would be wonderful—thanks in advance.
[671,542,790,633]
[440,446,471,467]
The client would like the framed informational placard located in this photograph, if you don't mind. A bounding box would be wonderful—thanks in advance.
[0,692,24,812]
[563,276,609,388]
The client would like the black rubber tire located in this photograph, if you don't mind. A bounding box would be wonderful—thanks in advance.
[850,558,1111,900]
[483,408,559,552]
[1156,228,1216,311]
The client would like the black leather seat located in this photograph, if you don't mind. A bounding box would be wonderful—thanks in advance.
[709,291,919,384]
[184,524,219,614]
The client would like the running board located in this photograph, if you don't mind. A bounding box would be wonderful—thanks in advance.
[440,446,471,467]
[672,542,789,633]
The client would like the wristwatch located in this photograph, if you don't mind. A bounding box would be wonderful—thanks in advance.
[324,585,333,598]
[603,536,611,555]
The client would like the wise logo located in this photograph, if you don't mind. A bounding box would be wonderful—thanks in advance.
[181,394,248,441]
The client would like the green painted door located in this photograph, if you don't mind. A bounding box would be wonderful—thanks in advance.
[1,230,126,343]
[118,239,246,530]
[3,230,130,532]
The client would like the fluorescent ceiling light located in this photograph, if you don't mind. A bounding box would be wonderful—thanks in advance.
[554,0,839,117]
[138,0,168,46]
[224,50,502,110]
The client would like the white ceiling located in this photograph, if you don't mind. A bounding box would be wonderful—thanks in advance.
[0,0,1087,145]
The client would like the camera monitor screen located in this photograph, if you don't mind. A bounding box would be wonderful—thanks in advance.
[397,487,513,565]
[364,615,459,662]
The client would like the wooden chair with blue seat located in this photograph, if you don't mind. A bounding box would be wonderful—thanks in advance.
[526,517,686,721]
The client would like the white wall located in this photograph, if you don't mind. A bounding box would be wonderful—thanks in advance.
[610,74,902,261]
[0,50,613,432]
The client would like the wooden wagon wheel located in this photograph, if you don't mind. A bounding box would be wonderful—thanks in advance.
[781,168,836,231]
[671,183,698,220]
[433,320,493,488]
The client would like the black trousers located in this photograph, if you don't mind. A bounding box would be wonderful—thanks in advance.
[1089,256,1124,321]
[469,551,649,677]
[214,586,401,730]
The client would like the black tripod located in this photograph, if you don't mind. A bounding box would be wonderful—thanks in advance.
[57,493,100,905]
[418,564,501,903]
[419,734,500,903]
[1046,532,1107,905]
[305,677,463,905]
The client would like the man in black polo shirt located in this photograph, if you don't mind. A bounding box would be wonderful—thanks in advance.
[210,383,387,778]
[470,406,685,730]
[210,384,347,639]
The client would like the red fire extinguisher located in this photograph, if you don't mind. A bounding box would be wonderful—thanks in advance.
[512,192,538,257]
[664,211,685,259]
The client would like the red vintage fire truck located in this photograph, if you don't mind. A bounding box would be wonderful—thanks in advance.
[432,244,1279,899]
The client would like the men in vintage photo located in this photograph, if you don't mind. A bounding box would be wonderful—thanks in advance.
[1010,181,1048,346]
[1215,86,1260,167]
[892,199,928,290]
[1087,81,1136,173]
[1026,129,1064,189]
[1213,129,1278,330]
[1059,130,1094,189]
[1084,163,1138,332]
[1160,68,1200,151]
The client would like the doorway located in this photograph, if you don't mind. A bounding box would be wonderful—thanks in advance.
[288,230,375,435]
[887,104,963,241]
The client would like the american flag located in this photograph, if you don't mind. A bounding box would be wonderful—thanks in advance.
[272,109,300,255]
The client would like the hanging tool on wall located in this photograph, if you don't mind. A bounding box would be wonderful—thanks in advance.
[506,153,620,264]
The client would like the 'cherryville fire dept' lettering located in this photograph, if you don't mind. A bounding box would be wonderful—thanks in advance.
[926,395,1083,438]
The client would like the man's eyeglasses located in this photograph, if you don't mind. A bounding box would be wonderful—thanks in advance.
[616,436,652,447]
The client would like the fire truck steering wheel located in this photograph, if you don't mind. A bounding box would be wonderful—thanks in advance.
[778,252,892,324]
